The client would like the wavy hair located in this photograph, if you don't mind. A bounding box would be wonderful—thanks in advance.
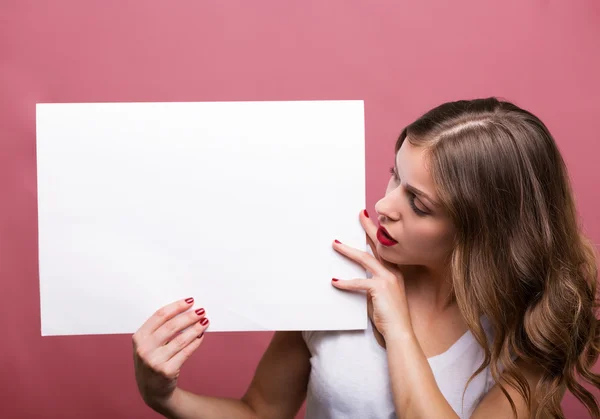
[397,98,600,418]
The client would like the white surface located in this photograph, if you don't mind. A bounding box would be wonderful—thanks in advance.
[36,100,367,336]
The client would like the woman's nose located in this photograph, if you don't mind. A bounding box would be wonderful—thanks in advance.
[375,194,401,222]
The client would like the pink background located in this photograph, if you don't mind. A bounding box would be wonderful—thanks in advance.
[2,1,599,418]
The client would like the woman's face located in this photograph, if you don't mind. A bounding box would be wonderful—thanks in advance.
[374,140,456,270]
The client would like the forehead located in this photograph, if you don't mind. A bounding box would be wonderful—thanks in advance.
[396,140,431,182]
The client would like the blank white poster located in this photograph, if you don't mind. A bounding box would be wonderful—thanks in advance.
[36,100,367,336]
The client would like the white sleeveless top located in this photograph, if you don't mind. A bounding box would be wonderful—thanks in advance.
[302,317,499,419]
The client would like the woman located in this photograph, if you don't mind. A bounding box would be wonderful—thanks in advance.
[133,98,600,418]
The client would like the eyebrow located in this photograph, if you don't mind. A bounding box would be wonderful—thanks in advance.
[393,162,441,208]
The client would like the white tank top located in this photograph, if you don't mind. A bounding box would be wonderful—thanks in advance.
[302,317,499,418]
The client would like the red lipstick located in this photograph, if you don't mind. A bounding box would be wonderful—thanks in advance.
[376,226,398,247]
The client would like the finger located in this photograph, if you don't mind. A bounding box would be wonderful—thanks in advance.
[360,210,385,263]
[332,240,388,277]
[156,317,210,364]
[360,209,378,246]
[136,298,195,338]
[152,307,208,347]
[366,234,379,262]
[161,330,206,375]
[331,277,374,292]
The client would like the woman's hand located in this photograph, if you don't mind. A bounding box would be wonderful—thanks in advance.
[132,298,210,409]
[331,210,412,340]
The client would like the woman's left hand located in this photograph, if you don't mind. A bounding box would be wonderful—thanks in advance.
[331,210,412,340]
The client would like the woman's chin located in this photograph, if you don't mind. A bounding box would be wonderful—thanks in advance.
[377,246,406,264]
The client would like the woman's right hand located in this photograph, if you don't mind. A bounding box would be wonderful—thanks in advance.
[133,298,210,409]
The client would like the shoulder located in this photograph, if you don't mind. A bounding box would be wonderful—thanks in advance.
[473,357,548,418]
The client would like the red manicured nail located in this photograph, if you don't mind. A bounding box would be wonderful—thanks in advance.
[334,240,341,244]
[185,297,194,304]
[332,278,339,282]
[197,332,204,339]
[201,318,209,326]
[363,209,369,217]
[195,308,205,316]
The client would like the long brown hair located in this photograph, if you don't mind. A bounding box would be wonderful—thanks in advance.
[397,98,600,418]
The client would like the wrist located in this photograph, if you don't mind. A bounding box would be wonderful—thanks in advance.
[383,327,417,347]
[148,387,182,417]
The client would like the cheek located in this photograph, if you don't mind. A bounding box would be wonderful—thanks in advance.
[404,222,454,255]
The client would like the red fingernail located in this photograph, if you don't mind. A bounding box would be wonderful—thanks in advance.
[363,209,369,217]
[201,318,209,326]
[332,278,339,282]
[334,240,341,244]
[197,332,204,339]
[185,298,194,304]
[195,308,205,316]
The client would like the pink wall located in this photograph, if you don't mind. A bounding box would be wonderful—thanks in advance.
[1,1,599,417]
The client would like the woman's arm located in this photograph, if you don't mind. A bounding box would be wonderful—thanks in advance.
[386,332,544,419]
[242,331,312,419]
[385,331,459,418]
[157,331,311,419]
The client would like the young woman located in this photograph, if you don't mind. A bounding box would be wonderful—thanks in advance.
[133,98,600,418]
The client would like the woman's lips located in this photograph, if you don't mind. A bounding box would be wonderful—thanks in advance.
[376,226,398,247]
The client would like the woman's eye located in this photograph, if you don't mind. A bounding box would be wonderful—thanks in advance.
[389,167,428,216]
[409,194,428,217]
